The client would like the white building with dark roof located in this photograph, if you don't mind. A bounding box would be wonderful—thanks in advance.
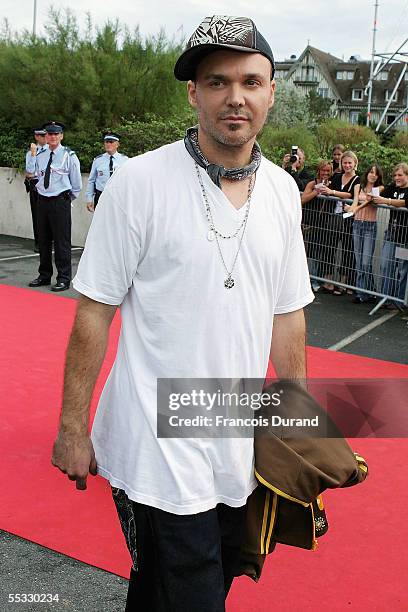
[275,45,408,128]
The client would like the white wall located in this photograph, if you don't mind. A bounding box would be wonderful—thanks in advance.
[0,167,92,247]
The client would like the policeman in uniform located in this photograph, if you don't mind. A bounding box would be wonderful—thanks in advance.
[24,127,48,251]
[27,122,82,292]
[86,132,128,212]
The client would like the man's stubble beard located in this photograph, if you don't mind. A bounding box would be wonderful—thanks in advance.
[199,109,267,149]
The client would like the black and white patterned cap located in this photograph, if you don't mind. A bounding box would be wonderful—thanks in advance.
[174,15,275,81]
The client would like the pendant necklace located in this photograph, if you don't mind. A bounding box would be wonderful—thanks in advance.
[195,162,255,289]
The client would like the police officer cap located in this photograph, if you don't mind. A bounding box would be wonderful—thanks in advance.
[42,121,65,134]
[104,131,120,142]
[34,127,47,136]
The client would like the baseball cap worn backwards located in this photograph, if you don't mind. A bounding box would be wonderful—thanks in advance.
[174,15,275,81]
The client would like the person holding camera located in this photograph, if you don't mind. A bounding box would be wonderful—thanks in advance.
[282,146,314,191]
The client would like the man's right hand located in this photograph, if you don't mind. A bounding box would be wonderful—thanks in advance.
[51,432,97,490]
[86,202,95,212]
[30,143,37,156]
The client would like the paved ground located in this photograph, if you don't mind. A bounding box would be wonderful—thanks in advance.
[1,233,407,611]
[0,532,127,612]
[0,235,82,300]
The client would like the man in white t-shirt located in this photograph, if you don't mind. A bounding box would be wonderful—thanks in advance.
[51,15,314,611]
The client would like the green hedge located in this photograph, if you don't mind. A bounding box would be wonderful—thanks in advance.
[0,113,196,172]
[259,120,408,182]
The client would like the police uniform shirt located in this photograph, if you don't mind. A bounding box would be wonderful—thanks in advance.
[34,144,82,198]
[25,143,49,176]
[85,152,128,201]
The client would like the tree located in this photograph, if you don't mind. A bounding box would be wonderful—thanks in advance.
[268,81,310,128]
[305,90,333,127]
[0,9,188,131]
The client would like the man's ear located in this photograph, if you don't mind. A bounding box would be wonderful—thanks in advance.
[187,80,198,109]
[268,79,276,110]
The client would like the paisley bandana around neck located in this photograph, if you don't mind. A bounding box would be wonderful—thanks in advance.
[184,126,261,187]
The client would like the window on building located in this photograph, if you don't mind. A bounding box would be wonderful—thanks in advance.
[352,89,363,100]
[376,71,388,81]
[349,111,360,124]
[336,71,354,80]
[318,88,329,98]
[385,90,398,102]
[301,66,315,80]
[405,72,408,81]
[386,115,396,126]
[275,70,288,79]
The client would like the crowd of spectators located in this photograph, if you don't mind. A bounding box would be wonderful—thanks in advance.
[288,146,408,310]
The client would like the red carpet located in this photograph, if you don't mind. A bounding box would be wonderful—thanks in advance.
[1,284,407,610]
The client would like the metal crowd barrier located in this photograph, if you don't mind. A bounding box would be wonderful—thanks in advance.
[301,194,408,315]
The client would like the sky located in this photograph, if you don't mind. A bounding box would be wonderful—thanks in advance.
[2,0,408,62]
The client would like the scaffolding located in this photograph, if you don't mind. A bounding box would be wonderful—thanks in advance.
[365,2,408,133]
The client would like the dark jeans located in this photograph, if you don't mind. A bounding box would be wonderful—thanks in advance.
[380,230,408,303]
[320,213,356,283]
[339,216,356,283]
[37,192,72,283]
[319,212,340,277]
[112,488,247,612]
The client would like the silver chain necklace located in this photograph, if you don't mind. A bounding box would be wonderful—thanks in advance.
[195,162,255,289]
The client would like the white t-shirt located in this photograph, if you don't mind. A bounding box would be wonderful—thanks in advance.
[73,140,314,515]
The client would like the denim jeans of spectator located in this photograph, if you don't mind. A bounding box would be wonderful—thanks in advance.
[380,230,408,304]
[353,220,377,300]
[112,487,247,612]
[400,260,408,302]
[307,255,319,278]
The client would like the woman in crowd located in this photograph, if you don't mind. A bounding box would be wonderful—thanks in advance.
[301,160,333,291]
[332,144,345,174]
[319,151,360,295]
[344,164,384,304]
[372,162,408,310]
